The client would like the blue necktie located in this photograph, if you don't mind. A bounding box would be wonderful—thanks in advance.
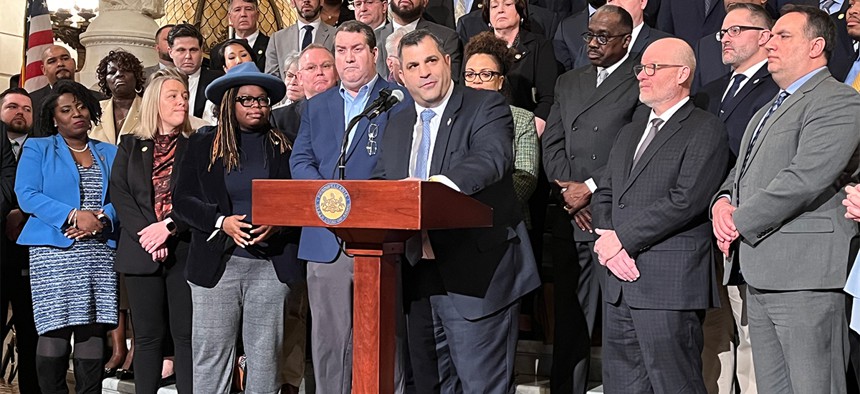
[301,25,313,50]
[740,91,790,173]
[415,109,435,179]
[720,74,747,112]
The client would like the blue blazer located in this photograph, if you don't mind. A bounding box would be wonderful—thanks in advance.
[289,77,411,263]
[15,134,118,249]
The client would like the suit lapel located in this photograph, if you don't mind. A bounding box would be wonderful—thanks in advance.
[623,102,692,194]
[101,99,117,145]
[120,96,143,137]
[170,136,187,194]
[430,86,464,175]
[581,57,636,113]
[391,106,417,179]
[720,67,770,120]
[346,78,388,160]
[54,134,80,187]
[631,25,651,54]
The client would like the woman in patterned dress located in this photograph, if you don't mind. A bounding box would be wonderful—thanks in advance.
[14,80,119,394]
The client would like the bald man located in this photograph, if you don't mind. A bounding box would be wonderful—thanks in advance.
[591,37,729,393]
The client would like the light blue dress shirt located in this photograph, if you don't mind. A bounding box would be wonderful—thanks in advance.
[339,75,378,147]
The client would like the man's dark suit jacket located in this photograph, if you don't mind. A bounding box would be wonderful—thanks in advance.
[271,99,304,143]
[543,55,647,242]
[172,127,301,288]
[830,2,854,82]
[30,84,106,137]
[553,9,589,71]
[379,19,462,82]
[692,34,729,94]
[508,30,560,120]
[425,0,481,30]
[455,4,559,44]
[0,126,15,228]
[209,32,271,72]
[592,101,728,310]
[696,64,779,162]
[657,0,725,47]
[372,85,540,319]
[193,69,224,118]
[110,134,192,275]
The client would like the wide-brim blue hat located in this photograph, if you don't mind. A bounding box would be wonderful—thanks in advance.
[205,62,286,106]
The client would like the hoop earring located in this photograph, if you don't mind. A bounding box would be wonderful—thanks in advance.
[135,86,143,94]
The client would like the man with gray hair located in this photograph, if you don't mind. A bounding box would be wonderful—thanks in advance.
[384,28,408,84]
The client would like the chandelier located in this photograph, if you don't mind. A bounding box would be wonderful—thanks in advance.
[47,0,99,51]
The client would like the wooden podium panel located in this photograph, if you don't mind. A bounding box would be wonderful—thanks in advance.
[252,180,492,393]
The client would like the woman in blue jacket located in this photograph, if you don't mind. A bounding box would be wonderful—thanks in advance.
[15,80,118,394]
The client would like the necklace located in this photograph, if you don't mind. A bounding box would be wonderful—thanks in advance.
[65,142,90,153]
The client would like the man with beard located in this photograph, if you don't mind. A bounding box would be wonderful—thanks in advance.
[377,0,462,81]
[0,88,39,394]
[542,6,644,393]
[266,0,336,78]
[143,24,175,82]
[210,0,270,72]
[29,45,104,136]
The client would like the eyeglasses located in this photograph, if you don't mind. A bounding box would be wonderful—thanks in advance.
[366,123,379,156]
[353,0,380,7]
[235,95,271,108]
[302,62,335,73]
[581,32,628,46]
[464,70,502,83]
[715,25,766,41]
[633,64,685,76]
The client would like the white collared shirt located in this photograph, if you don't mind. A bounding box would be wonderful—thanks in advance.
[236,29,260,49]
[628,23,644,55]
[721,58,768,102]
[187,68,202,114]
[297,19,322,48]
[392,19,420,33]
[635,96,690,156]
[410,83,455,180]
[596,52,630,82]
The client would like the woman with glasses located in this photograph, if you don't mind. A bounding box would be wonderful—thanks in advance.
[172,62,301,393]
[15,80,118,393]
[110,68,195,393]
[464,31,538,227]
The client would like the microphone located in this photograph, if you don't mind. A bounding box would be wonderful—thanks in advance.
[367,90,404,120]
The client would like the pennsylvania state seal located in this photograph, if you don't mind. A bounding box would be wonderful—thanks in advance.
[315,183,351,225]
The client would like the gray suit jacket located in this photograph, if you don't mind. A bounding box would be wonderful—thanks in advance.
[265,22,336,77]
[376,19,463,83]
[542,55,647,241]
[714,69,860,290]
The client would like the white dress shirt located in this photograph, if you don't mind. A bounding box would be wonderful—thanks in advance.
[627,23,644,56]
[635,96,690,155]
[187,69,202,116]
[297,19,322,48]
[721,58,768,102]
[392,19,420,33]
[236,29,260,49]
[409,83,455,184]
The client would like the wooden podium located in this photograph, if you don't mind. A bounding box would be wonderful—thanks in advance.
[252,180,492,393]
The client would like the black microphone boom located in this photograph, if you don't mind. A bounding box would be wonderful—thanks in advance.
[335,89,404,180]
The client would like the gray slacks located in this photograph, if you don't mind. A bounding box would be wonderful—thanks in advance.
[189,255,290,394]
[747,286,847,394]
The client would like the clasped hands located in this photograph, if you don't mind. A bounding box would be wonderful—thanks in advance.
[555,180,593,233]
[711,197,738,257]
[64,209,104,241]
[222,214,278,249]
[594,229,639,282]
[843,185,860,222]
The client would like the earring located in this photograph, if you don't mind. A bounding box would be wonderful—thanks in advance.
[135,86,143,94]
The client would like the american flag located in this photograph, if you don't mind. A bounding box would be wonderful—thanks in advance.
[22,0,53,92]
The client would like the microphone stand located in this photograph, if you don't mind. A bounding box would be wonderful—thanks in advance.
[337,114,367,180]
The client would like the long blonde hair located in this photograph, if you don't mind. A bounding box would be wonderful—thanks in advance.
[133,68,194,140]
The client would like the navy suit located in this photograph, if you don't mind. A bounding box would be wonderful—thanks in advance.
[692,34,729,95]
[657,0,725,47]
[553,9,590,71]
[830,3,854,82]
[696,64,779,162]
[373,85,540,392]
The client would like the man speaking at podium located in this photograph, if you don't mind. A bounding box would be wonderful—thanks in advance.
[372,29,541,393]
[289,20,410,394]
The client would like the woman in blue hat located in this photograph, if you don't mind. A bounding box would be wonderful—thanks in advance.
[172,62,302,393]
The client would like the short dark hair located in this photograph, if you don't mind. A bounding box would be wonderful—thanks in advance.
[155,24,175,41]
[39,80,102,135]
[463,32,514,100]
[727,2,774,29]
[780,4,836,60]
[336,20,377,50]
[168,23,204,48]
[0,87,31,106]
[96,50,146,97]
[398,29,444,59]
[217,38,257,69]
[482,0,531,31]
[596,4,633,33]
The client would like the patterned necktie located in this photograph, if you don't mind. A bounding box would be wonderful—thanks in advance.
[11,140,20,160]
[740,91,790,173]
[596,69,609,87]
[720,74,747,111]
[415,109,436,179]
[704,0,712,15]
[821,0,836,13]
[632,118,663,170]
[301,25,314,50]
[454,0,467,23]
[852,71,860,93]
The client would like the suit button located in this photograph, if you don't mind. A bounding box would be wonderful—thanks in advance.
[591,154,597,160]
[619,203,625,209]
[571,126,578,132]
[593,126,598,132]
[570,154,575,159]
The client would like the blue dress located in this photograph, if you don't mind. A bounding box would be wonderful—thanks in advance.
[29,155,118,335]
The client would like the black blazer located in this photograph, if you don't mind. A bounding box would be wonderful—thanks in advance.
[372,86,524,300]
[542,55,648,241]
[0,124,15,222]
[270,99,303,144]
[110,133,192,275]
[209,33,271,72]
[830,4,854,82]
[508,30,560,120]
[592,101,729,310]
[424,0,481,30]
[552,8,589,71]
[692,33,730,95]
[657,0,726,47]
[172,127,301,287]
[695,64,779,161]
[193,70,224,118]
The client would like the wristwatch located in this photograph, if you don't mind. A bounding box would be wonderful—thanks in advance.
[165,219,177,234]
